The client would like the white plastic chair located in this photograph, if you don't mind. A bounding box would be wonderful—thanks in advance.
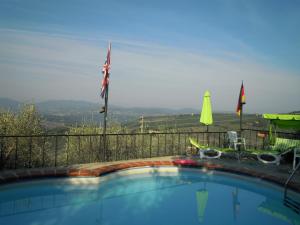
[293,148,300,170]
[227,131,246,151]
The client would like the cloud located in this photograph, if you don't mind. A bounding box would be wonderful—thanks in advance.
[0,29,299,113]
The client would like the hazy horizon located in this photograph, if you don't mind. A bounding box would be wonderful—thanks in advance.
[1,0,300,114]
[1,97,298,115]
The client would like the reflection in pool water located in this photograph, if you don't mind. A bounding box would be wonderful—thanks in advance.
[0,167,299,225]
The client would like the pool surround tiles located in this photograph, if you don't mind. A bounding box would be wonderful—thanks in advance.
[0,158,299,192]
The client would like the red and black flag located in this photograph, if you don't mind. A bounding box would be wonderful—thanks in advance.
[101,42,111,98]
[236,82,246,116]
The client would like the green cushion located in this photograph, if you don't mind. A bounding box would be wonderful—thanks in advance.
[189,138,207,149]
[245,138,300,155]
[272,138,300,152]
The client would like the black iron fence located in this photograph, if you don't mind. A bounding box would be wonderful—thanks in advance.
[242,129,300,150]
[0,130,299,170]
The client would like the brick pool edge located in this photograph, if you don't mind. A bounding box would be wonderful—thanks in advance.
[0,159,299,193]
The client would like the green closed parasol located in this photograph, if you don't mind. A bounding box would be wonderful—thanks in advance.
[200,91,213,145]
[200,91,213,128]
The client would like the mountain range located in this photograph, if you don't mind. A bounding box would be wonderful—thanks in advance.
[0,98,199,128]
[0,98,198,115]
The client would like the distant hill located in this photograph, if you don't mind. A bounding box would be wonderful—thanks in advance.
[0,98,199,127]
[0,98,198,115]
[1,98,297,132]
[290,111,300,115]
[36,100,99,114]
[0,98,21,111]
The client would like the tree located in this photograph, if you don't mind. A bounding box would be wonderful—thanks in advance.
[0,110,16,168]
[16,104,43,135]
[65,123,126,164]
[0,104,44,169]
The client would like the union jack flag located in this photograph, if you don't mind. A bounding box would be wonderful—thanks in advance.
[101,42,111,98]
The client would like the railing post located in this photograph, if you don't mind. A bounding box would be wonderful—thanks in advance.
[42,136,46,167]
[178,133,181,155]
[78,136,81,163]
[14,137,18,169]
[207,131,210,146]
[157,134,160,157]
[184,134,187,153]
[129,135,133,160]
[214,133,216,146]
[116,134,119,160]
[66,136,69,166]
[106,134,110,161]
[130,135,133,159]
[100,134,103,162]
[141,133,144,158]
[29,137,32,168]
[248,130,252,149]
[125,135,128,160]
[171,133,174,156]
[0,137,3,169]
[164,133,167,156]
[255,130,258,149]
[150,134,152,158]
[134,134,137,159]
[89,136,92,163]
[55,136,58,167]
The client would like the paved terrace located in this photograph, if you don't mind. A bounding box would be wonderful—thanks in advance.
[0,156,299,193]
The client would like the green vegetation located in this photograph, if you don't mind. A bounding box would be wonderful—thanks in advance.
[125,113,269,133]
[0,104,43,168]
[0,104,43,136]
[0,102,297,170]
[0,98,283,133]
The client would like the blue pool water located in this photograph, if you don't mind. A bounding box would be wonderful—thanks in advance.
[0,167,299,225]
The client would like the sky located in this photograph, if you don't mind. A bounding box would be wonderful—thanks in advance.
[0,0,299,113]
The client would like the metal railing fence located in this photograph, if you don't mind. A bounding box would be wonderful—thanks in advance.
[0,130,299,170]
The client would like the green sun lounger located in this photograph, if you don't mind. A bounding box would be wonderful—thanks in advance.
[189,137,222,159]
[256,137,300,165]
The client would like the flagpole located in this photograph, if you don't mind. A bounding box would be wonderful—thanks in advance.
[100,42,111,161]
[240,104,243,131]
[240,80,244,132]
[103,84,109,160]
[103,85,109,135]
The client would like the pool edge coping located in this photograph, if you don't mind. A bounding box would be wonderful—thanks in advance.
[0,160,299,193]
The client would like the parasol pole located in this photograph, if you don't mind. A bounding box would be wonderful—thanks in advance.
[206,125,209,146]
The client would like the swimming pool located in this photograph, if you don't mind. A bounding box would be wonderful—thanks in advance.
[0,167,299,225]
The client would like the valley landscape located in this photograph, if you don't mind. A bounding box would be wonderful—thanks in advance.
[0,98,273,134]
